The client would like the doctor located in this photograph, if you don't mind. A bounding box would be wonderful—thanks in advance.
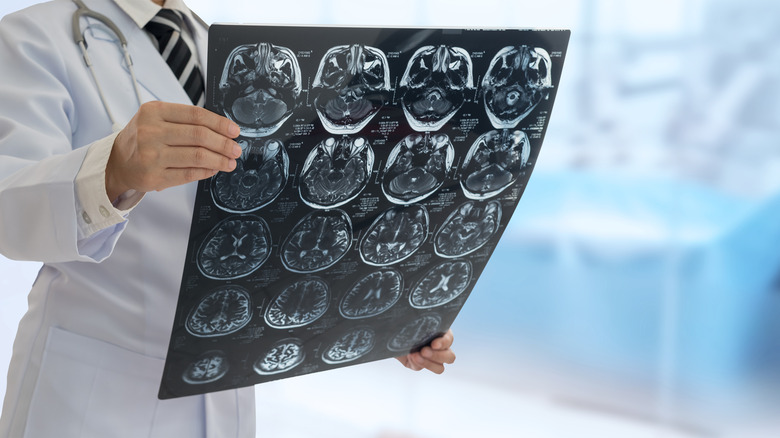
[0,0,456,437]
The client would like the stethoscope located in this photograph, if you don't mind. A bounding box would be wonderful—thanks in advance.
[71,0,142,131]
[70,0,208,131]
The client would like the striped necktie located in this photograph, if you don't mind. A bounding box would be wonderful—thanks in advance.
[145,9,205,106]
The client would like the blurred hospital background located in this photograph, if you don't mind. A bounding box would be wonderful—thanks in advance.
[2,0,779,436]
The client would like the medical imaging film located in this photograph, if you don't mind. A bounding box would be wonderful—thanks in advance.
[159,25,569,399]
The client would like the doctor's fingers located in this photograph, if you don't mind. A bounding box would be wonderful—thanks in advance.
[420,344,456,365]
[157,122,243,162]
[430,329,454,351]
[159,145,238,178]
[148,101,241,139]
[407,350,454,374]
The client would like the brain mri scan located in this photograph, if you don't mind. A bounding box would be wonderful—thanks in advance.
[387,314,442,352]
[312,44,391,134]
[253,338,306,375]
[482,45,552,128]
[410,260,472,309]
[186,285,253,338]
[460,129,531,199]
[197,215,272,280]
[382,133,454,204]
[339,269,403,319]
[264,278,330,329]
[211,137,289,213]
[299,135,374,209]
[435,200,502,258]
[321,327,376,364]
[281,209,352,273]
[360,205,429,266]
[218,42,301,136]
[400,45,473,132]
[182,350,229,385]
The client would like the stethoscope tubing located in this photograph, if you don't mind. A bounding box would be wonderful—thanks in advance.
[71,0,143,131]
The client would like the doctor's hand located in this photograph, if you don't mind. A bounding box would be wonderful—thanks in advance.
[106,101,241,201]
[395,329,455,374]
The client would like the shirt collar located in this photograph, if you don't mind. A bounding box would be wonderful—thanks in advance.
[113,0,200,30]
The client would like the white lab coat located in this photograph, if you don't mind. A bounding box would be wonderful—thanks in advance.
[0,1,256,437]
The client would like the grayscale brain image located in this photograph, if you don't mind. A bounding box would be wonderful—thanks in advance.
[254,338,306,375]
[400,45,473,132]
[360,205,429,266]
[161,25,569,399]
[312,44,391,134]
[264,278,330,329]
[299,135,374,209]
[182,350,229,385]
[281,209,352,273]
[339,269,403,319]
[410,260,473,309]
[211,137,289,212]
[387,314,442,352]
[218,43,302,136]
[482,46,553,129]
[196,215,272,280]
[186,285,253,337]
[322,327,376,364]
[435,200,502,258]
[460,129,532,199]
[382,133,454,204]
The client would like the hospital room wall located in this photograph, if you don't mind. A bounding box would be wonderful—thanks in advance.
[2,0,780,436]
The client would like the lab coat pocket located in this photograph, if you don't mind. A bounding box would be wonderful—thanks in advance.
[23,327,164,438]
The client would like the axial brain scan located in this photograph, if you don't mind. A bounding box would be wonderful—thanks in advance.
[400,45,473,131]
[182,350,229,385]
[264,278,330,329]
[460,129,531,199]
[197,215,272,280]
[339,269,403,319]
[219,42,301,136]
[321,327,376,364]
[387,314,442,352]
[482,45,552,128]
[312,44,390,134]
[281,209,352,273]
[435,200,502,258]
[382,133,453,204]
[253,338,306,375]
[299,135,374,209]
[211,137,289,213]
[410,260,472,309]
[186,285,253,338]
[360,205,429,266]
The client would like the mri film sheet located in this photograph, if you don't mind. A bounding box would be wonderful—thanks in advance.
[160,25,570,399]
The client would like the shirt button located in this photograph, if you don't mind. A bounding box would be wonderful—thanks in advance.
[99,205,111,218]
[82,211,92,224]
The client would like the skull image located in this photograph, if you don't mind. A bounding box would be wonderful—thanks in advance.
[460,129,532,199]
[482,46,552,129]
[400,45,473,132]
[382,132,453,205]
[211,137,289,213]
[299,135,374,209]
[219,43,301,137]
[312,44,391,134]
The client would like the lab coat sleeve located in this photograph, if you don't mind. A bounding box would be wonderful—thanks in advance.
[0,9,130,263]
[74,133,144,239]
